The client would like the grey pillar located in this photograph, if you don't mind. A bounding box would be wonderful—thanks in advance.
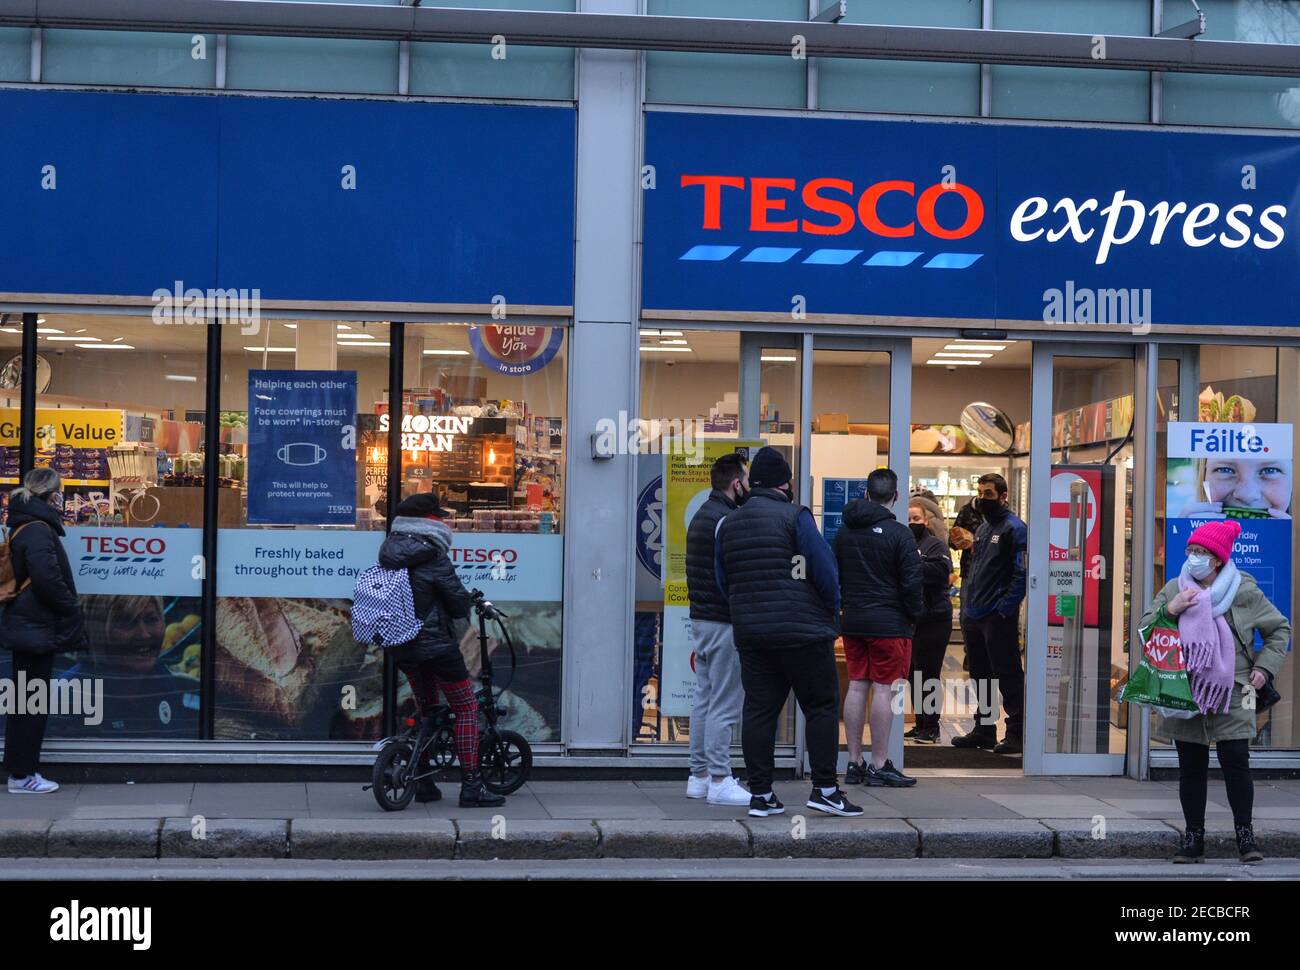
[562,0,641,751]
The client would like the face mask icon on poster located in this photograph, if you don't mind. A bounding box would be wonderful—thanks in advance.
[277,442,328,467]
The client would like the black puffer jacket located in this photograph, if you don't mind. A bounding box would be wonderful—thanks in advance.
[376,516,472,664]
[834,499,924,637]
[1,492,86,655]
[685,489,735,622]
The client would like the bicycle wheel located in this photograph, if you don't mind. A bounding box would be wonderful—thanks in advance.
[478,729,531,795]
[371,741,417,811]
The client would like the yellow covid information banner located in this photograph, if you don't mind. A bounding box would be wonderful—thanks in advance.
[0,408,123,448]
[662,439,765,585]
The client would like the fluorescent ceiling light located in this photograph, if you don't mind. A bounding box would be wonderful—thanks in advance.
[761,355,798,362]
[244,347,297,353]
[640,346,692,353]
[640,329,660,337]
[43,336,99,342]
[37,317,46,324]
[935,352,993,359]
[926,359,981,366]
[336,334,375,340]
[336,324,352,330]
[658,330,684,337]
[946,342,1007,351]
[658,339,688,345]
[0,327,20,333]
[76,343,133,350]
[283,323,297,329]
[36,328,63,334]
[165,374,198,382]
[423,349,470,356]
[341,341,390,347]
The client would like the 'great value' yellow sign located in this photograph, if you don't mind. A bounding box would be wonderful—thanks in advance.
[0,408,123,448]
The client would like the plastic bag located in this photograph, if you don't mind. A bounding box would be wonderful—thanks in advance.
[1119,606,1199,716]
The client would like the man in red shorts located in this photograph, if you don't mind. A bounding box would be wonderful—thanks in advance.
[833,468,924,787]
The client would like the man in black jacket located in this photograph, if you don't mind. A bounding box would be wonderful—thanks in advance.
[834,468,923,788]
[952,473,1028,755]
[378,493,504,808]
[715,447,863,818]
[683,453,751,806]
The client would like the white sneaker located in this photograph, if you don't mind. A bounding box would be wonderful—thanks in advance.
[686,774,709,799]
[8,773,59,794]
[707,775,752,807]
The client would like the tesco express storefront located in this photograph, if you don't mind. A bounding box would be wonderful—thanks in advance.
[1,85,1298,778]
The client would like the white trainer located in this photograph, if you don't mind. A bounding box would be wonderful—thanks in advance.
[707,775,751,807]
[686,774,709,799]
[8,773,59,794]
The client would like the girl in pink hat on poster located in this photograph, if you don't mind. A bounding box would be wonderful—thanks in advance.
[1138,518,1290,864]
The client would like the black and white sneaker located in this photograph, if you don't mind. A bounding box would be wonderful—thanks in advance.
[806,787,865,817]
[748,792,785,817]
[864,759,918,788]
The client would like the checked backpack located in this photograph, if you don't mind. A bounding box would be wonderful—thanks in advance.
[351,564,423,648]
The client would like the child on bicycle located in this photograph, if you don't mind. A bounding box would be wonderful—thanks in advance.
[378,493,505,808]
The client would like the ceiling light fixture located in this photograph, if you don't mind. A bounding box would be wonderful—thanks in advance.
[761,355,798,362]
[43,336,100,342]
[926,359,981,366]
[76,343,134,350]
[639,346,692,353]
[423,349,470,356]
[935,352,994,359]
[36,328,63,334]
[244,347,297,353]
[946,342,1007,351]
[165,374,198,382]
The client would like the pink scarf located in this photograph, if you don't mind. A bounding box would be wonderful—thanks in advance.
[1176,561,1238,715]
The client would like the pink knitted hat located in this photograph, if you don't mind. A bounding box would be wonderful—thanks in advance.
[1187,519,1242,564]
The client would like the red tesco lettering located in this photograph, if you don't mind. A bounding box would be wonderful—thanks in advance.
[81,535,166,556]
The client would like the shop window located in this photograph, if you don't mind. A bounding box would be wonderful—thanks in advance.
[1161,0,1300,129]
[215,321,390,741]
[0,27,30,82]
[991,0,1151,123]
[10,315,208,740]
[410,0,574,99]
[391,323,567,744]
[1157,345,1296,750]
[633,330,798,747]
[645,0,808,109]
[41,31,218,88]
[817,0,980,117]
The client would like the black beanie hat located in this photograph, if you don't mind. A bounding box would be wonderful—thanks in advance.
[748,446,792,488]
[394,493,452,519]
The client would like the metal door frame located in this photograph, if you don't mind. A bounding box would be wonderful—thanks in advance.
[1026,340,1150,776]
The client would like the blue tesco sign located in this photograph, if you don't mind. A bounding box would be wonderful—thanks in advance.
[643,112,1300,328]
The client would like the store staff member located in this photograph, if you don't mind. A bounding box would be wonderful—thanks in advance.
[951,473,1027,756]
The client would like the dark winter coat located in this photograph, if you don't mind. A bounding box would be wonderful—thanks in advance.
[834,500,924,638]
[376,516,472,664]
[917,531,955,619]
[686,489,736,623]
[961,503,1028,620]
[0,492,86,655]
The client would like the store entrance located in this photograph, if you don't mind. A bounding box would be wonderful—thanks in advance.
[901,338,1032,769]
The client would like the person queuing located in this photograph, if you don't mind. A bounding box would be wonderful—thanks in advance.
[952,473,1027,755]
[683,453,751,807]
[905,495,954,744]
[834,469,923,787]
[2,468,87,795]
[1139,520,1289,864]
[715,446,864,818]
[948,497,983,672]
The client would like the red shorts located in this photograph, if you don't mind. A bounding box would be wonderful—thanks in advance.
[843,636,912,685]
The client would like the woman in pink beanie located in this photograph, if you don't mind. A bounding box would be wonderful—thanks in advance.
[1138,517,1290,864]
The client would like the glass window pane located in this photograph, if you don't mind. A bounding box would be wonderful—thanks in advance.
[1162,0,1300,128]
[226,36,399,95]
[215,321,389,741]
[992,0,1151,122]
[43,30,217,88]
[0,27,30,82]
[818,0,981,116]
[411,0,574,99]
[22,314,208,740]
[397,323,567,744]
[646,0,808,108]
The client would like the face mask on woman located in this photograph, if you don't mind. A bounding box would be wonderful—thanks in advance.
[1186,553,1215,580]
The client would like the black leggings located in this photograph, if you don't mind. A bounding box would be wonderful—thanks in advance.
[1175,739,1253,831]
[909,614,952,731]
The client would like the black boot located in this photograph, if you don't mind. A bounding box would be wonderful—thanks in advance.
[1172,827,1205,864]
[415,779,442,803]
[459,770,506,808]
[1235,825,1264,864]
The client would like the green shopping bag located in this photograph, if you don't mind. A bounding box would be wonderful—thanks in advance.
[1119,606,1199,718]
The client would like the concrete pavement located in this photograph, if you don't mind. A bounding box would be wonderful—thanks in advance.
[3,771,1300,863]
